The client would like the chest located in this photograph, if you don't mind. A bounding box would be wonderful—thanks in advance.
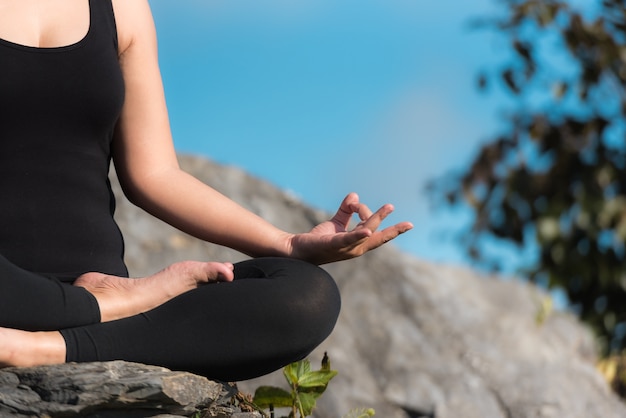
[0,0,90,49]
[0,0,124,150]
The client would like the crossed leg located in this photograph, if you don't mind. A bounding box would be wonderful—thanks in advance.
[0,258,234,367]
[0,257,341,381]
[73,260,235,322]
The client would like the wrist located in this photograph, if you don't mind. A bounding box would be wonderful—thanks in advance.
[248,230,296,259]
[278,231,296,258]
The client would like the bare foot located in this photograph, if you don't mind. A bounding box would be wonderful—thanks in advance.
[0,327,65,368]
[73,261,234,322]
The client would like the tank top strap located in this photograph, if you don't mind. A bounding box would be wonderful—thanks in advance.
[89,0,119,53]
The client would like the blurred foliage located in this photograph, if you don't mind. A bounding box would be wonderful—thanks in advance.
[341,409,376,418]
[429,0,626,354]
[598,352,626,397]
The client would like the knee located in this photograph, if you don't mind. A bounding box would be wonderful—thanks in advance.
[237,257,341,320]
[305,264,341,322]
[283,262,341,348]
[234,257,341,352]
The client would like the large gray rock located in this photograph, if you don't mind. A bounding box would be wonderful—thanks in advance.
[111,154,626,418]
[0,361,261,417]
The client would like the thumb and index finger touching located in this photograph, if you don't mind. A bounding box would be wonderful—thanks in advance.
[331,192,414,246]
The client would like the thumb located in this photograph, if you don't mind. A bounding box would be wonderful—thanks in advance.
[331,193,360,228]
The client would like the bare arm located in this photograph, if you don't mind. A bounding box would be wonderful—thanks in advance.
[111,0,412,264]
[111,0,294,258]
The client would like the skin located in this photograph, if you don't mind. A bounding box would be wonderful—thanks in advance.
[0,0,413,368]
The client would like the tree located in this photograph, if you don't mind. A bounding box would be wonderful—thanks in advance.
[431,0,626,354]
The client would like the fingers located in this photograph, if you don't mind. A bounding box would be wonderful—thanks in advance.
[331,192,361,228]
[347,214,414,252]
[332,193,406,234]
[332,193,385,230]
[205,261,235,282]
[324,219,412,263]
[323,193,413,261]
[359,203,394,231]
[368,222,414,249]
[356,202,373,223]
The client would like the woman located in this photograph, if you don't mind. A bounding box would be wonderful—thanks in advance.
[0,0,412,381]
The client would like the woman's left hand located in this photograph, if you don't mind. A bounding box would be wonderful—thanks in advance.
[287,192,413,265]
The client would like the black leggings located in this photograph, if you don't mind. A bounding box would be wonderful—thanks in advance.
[0,255,341,381]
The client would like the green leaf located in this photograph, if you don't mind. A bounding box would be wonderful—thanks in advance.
[283,359,311,385]
[297,370,338,390]
[253,386,294,409]
[295,391,318,416]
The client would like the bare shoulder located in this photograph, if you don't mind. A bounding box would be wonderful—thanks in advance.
[110,0,157,55]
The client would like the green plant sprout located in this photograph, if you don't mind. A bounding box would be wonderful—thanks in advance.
[254,352,337,417]
[341,408,376,418]
[253,353,375,418]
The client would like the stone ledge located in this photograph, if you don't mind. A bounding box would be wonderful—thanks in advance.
[0,361,262,418]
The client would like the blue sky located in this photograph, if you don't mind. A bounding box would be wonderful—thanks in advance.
[148,0,512,267]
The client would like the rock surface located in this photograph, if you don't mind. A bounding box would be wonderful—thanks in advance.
[110,154,626,418]
[0,361,261,417]
[53,154,626,417]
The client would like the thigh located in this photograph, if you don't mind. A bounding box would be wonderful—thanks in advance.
[62,257,341,381]
[0,253,100,331]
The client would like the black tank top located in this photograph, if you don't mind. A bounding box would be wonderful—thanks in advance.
[0,0,128,281]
